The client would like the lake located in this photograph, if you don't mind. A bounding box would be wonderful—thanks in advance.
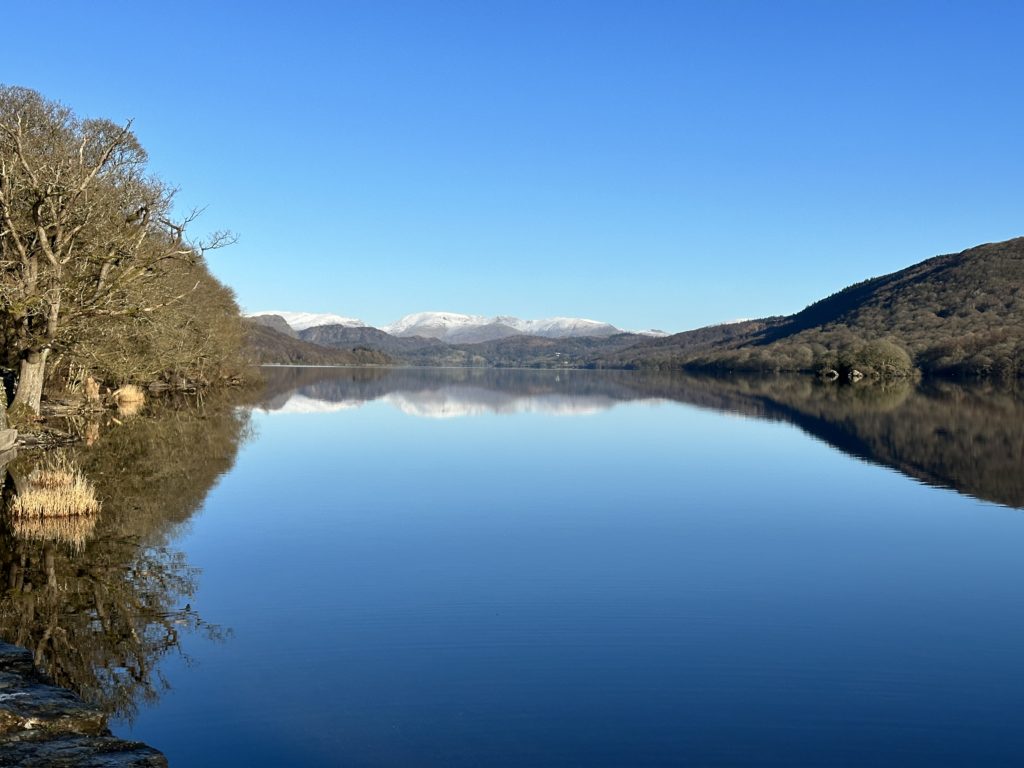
[3,367,1024,766]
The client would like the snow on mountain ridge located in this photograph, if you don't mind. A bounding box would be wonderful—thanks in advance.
[509,317,615,336]
[248,311,366,331]
[383,311,621,342]
[382,311,489,336]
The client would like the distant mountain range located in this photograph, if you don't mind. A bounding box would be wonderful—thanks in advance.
[244,310,659,367]
[381,312,627,343]
[245,237,1024,378]
[248,309,664,343]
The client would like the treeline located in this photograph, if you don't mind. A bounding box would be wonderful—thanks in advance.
[0,86,249,414]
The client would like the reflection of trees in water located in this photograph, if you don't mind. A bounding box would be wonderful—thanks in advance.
[259,366,1024,509]
[0,398,248,723]
[653,375,1024,509]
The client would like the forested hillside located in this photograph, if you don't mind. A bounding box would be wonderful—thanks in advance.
[245,322,391,366]
[301,323,649,367]
[601,238,1024,378]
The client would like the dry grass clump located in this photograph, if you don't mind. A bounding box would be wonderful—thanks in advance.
[10,466,102,519]
[112,384,146,404]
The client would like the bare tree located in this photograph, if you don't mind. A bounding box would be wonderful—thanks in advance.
[0,86,232,413]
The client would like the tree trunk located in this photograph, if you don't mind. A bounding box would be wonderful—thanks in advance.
[0,376,21,455]
[10,349,49,415]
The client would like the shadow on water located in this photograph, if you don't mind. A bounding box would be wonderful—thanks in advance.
[0,396,250,724]
[259,366,1024,509]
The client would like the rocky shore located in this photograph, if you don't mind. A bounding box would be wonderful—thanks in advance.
[0,642,165,767]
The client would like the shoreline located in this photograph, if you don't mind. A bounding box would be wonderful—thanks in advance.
[0,641,166,766]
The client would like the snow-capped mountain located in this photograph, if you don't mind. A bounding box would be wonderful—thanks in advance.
[382,311,621,343]
[249,308,661,344]
[248,311,366,331]
[502,316,620,338]
[382,312,494,340]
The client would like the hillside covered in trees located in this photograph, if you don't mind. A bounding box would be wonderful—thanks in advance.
[298,322,649,367]
[244,319,391,366]
[597,237,1024,378]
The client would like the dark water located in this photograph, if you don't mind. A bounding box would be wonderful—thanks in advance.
[3,368,1024,766]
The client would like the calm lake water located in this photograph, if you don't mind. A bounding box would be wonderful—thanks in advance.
[4,367,1024,766]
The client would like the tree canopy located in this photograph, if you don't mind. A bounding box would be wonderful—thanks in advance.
[0,85,246,413]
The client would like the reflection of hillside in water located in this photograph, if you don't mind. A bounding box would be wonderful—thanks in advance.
[0,398,249,723]
[259,366,1024,509]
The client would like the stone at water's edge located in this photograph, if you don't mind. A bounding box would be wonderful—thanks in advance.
[0,733,167,767]
[0,642,167,767]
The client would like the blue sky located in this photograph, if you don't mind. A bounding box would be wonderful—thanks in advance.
[3,1,1022,332]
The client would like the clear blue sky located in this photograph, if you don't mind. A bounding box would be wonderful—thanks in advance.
[4,1,1022,332]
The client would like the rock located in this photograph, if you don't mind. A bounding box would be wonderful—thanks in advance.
[0,644,34,678]
[0,671,106,738]
[0,642,166,766]
[0,733,167,767]
[820,369,840,381]
[848,369,865,381]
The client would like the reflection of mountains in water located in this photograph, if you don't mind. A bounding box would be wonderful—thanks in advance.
[258,367,1024,509]
[259,367,650,418]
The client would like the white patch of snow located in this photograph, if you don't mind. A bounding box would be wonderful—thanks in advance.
[382,311,488,336]
[505,316,619,337]
[248,311,366,331]
[383,311,621,341]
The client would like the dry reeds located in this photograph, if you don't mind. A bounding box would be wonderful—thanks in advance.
[10,466,102,519]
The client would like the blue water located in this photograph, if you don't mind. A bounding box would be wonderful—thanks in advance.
[105,369,1024,766]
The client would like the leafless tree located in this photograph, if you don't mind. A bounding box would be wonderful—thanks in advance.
[0,86,233,413]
